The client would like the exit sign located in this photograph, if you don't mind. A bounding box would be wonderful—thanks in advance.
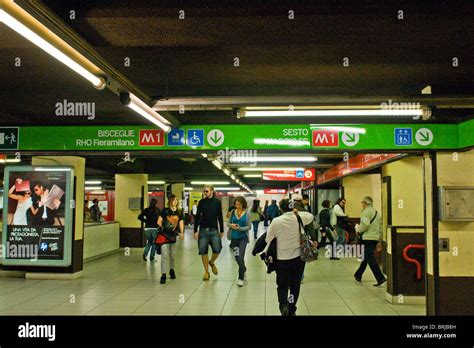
[0,127,19,150]
[312,130,339,147]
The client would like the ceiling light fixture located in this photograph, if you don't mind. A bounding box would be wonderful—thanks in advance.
[243,109,426,117]
[191,181,230,185]
[238,167,305,171]
[243,174,262,178]
[85,180,102,185]
[120,93,171,132]
[148,181,165,185]
[0,9,106,89]
[231,156,317,163]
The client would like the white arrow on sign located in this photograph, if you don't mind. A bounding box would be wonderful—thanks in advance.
[207,129,225,147]
[341,132,360,147]
[415,128,433,146]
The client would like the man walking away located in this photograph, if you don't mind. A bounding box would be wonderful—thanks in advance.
[354,196,386,287]
[266,198,315,316]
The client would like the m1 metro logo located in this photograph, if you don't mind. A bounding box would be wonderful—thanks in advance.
[312,130,339,147]
[139,129,164,146]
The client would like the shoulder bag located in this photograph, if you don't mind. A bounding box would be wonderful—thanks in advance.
[296,212,318,262]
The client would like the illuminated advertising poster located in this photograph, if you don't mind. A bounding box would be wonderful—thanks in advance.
[2,166,74,267]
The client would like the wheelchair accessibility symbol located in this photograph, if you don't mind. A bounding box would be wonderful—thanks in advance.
[187,129,204,147]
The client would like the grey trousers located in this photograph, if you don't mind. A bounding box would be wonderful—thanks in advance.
[161,243,177,274]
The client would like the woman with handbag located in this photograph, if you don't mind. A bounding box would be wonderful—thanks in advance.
[227,196,252,287]
[250,199,263,239]
[157,194,184,284]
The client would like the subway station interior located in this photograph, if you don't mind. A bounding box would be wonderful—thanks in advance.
[0,0,473,321]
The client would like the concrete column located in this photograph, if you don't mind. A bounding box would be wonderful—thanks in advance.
[115,174,148,247]
[382,157,425,305]
[429,150,474,315]
[342,174,382,218]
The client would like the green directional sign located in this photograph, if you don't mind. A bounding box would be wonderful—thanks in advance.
[8,121,472,152]
[0,127,19,150]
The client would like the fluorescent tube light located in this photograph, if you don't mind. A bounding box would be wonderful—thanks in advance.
[244,109,424,117]
[148,181,165,184]
[85,186,102,190]
[34,167,71,171]
[125,93,171,132]
[238,167,305,171]
[191,181,230,185]
[85,181,102,185]
[215,187,240,191]
[0,9,105,89]
[223,169,231,176]
[231,156,317,163]
[243,174,262,178]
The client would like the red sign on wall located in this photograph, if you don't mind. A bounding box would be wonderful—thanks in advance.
[312,130,339,147]
[264,188,288,194]
[139,130,164,146]
[263,168,315,181]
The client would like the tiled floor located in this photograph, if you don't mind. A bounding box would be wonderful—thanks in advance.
[0,226,425,316]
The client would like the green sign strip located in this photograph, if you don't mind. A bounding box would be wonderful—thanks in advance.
[459,118,474,149]
[13,122,469,151]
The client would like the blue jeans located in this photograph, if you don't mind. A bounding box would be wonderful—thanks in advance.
[143,228,158,260]
[252,221,260,238]
[230,236,248,280]
[335,226,346,245]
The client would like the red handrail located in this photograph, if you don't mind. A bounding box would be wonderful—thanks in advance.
[402,244,425,280]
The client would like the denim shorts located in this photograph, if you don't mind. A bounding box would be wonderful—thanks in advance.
[198,228,222,255]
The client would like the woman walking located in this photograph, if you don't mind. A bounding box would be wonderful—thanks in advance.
[158,194,184,284]
[138,198,160,262]
[227,196,251,287]
[250,199,262,239]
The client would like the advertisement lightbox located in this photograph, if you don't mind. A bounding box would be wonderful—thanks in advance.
[2,166,74,267]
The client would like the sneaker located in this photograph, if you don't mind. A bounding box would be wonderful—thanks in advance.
[160,274,166,284]
[209,262,218,275]
[354,275,362,282]
[143,255,147,262]
[170,269,176,279]
[203,272,210,281]
[237,279,244,287]
[279,304,290,316]
[374,279,387,287]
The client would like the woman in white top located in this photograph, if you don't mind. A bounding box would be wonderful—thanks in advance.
[8,178,37,225]
[266,198,315,316]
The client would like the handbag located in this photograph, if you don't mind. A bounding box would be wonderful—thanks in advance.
[155,231,169,245]
[296,213,318,262]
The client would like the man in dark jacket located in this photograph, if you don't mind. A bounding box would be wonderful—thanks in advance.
[318,200,339,260]
[138,198,160,262]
